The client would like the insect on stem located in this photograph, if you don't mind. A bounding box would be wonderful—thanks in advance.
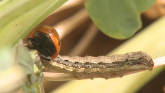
[41,51,155,81]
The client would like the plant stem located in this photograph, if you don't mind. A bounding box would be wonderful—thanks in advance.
[69,24,98,56]
[54,9,89,39]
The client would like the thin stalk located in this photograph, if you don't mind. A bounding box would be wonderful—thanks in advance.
[54,9,89,39]
[69,24,98,56]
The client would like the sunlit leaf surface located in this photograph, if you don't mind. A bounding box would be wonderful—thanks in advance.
[85,0,155,39]
[0,0,67,47]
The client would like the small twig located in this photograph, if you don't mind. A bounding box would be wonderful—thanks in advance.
[54,9,89,39]
[69,24,98,56]
[42,51,154,81]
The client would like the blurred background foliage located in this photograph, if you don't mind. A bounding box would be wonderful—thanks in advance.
[0,0,165,93]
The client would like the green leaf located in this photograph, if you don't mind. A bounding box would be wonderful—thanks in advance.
[0,0,67,47]
[134,0,155,12]
[85,0,155,39]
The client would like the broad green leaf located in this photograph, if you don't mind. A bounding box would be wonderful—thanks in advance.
[0,0,43,29]
[134,0,155,12]
[85,0,155,39]
[0,0,67,47]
